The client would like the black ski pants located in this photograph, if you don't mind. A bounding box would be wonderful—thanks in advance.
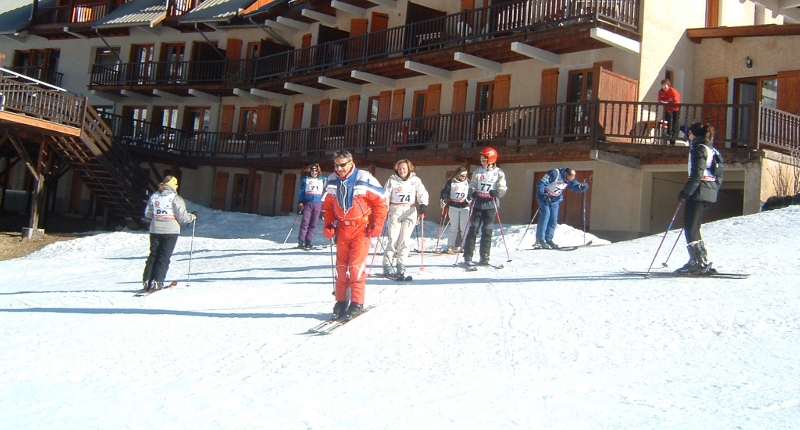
[683,199,712,244]
[143,233,179,283]
[463,207,496,261]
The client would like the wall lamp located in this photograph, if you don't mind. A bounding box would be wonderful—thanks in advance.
[745,56,753,68]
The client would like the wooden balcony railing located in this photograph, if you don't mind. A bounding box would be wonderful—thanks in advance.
[90,0,641,88]
[94,100,779,163]
[758,106,800,153]
[0,76,85,128]
[32,2,109,25]
[6,66,64,88]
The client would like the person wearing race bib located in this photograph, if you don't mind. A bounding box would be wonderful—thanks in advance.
[535,167,588,249]
[322,151,388,321]
[382,159,429,278]
[142,175,196,292]
[439,166,471,254]
[463,147,507,267]
[675,122,722,275]
[296,163,327,249]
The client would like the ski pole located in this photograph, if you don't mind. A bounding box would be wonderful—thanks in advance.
[329,236,336,295]
[582,184,588,245]
[492,197,512,263]
[283,210,302,244]
[434,206,447,252]
[662,227,685,268]
[187,218,196,287]
[367,218,389,276]
[419,214,425,271]
[646,200,684,275]
[454,200,476,266]
[515,209,539,250]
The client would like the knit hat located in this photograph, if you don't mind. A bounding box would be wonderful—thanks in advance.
[162,176,178,188]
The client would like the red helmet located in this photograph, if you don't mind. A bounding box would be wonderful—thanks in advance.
[480,147,498,165]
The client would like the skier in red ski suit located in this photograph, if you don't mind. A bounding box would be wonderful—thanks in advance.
[322,151,388,320]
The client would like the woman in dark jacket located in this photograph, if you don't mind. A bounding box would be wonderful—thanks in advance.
[676,122,722,274]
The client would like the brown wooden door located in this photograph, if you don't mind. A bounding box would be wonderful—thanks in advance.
[212,171,228,210]
[231,173,249,213]
[532,170,592,231]
[281,173,297,214]
[68,173,83,214]
[703,77,728,147]
[220,105,235,133]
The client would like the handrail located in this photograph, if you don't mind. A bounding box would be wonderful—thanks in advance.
[0,76,85,128]
[32,3,109,26]
[97,100,760,161]
[758,105,800,153]
[90,0,641,87]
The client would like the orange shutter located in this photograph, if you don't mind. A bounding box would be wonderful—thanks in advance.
[212,172,229,210]
[256,105,270,132]
[370,12,389,32]
[319,99,331,127]
[452,80,468,113]
[491,74,510,109]
[292,103,304,129]
[539,68,559,142]
[377,91,392,121]
[425,84,442,116]
[777,70,800,116]
[703,77,729,147]
[391,89,405,119]
[350,18,368,35]
[220,105,235,133]
[225,39,242,60]
[346,95,360,124]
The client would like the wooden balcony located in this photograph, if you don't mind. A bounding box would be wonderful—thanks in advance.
[29,2,111,40]
[89,0,642,96]
[92,99,797,171]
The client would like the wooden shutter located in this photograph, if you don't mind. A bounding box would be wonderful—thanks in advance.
[461,0,474,11]
[370,12,389,32]
[777,70,800,116]
[491,74,511,109]
[292,103,304,129]
[350,18,368,35]
[346,94,360,124]
[596,69,638,142]
[212,171,228,210]
[425,83,442,116]
[225,39,242,60]
[247,169,260,214]
[220,105,235,133]
[281,174,297,213]
[390,89,405,120]
[318,99,331,127]
[256,105,270,132]
[378,91,392,121]
[703,77,728,147]
[450,80,468,148]
[540,68,559,142]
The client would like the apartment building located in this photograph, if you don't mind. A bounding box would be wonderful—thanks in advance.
[1,0,799,240]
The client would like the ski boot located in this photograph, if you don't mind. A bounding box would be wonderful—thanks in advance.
[345,302,364,320]
[545,239,559,249]
[332,301,348,320]
[535,239,552,249]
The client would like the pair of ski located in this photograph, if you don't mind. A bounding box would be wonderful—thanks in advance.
[625,270,749,279]
[133,281,178,297]
[527,240,594,252]
[306,305,376,335]
[370,273,413,282]
[456,262,505,271]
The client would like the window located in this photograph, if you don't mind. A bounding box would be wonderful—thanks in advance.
[475,81,494,111]
[240,107,258,133]
[184,107,211,132]
[12,49,61,85]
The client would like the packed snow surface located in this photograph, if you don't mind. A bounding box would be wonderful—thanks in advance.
[1,205,799,429]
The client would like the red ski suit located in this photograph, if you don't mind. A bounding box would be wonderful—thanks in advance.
[322,166,388,305]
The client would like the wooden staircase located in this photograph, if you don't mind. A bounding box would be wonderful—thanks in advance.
[0,73,155,227]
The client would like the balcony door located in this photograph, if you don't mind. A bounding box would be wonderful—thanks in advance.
[160,43,185,83]
[12,48,60,85]
[734,75,777,147]
[566,68,595,139]
[130,44,154,84]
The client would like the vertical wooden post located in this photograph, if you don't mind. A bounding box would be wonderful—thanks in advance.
[22,140,49,239]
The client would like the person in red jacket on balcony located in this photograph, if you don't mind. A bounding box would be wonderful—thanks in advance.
[322,150,388,321]
[658,78,681,145]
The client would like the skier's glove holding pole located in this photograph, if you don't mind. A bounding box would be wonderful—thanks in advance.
[488,190,499,198]
[323,224,336,239]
